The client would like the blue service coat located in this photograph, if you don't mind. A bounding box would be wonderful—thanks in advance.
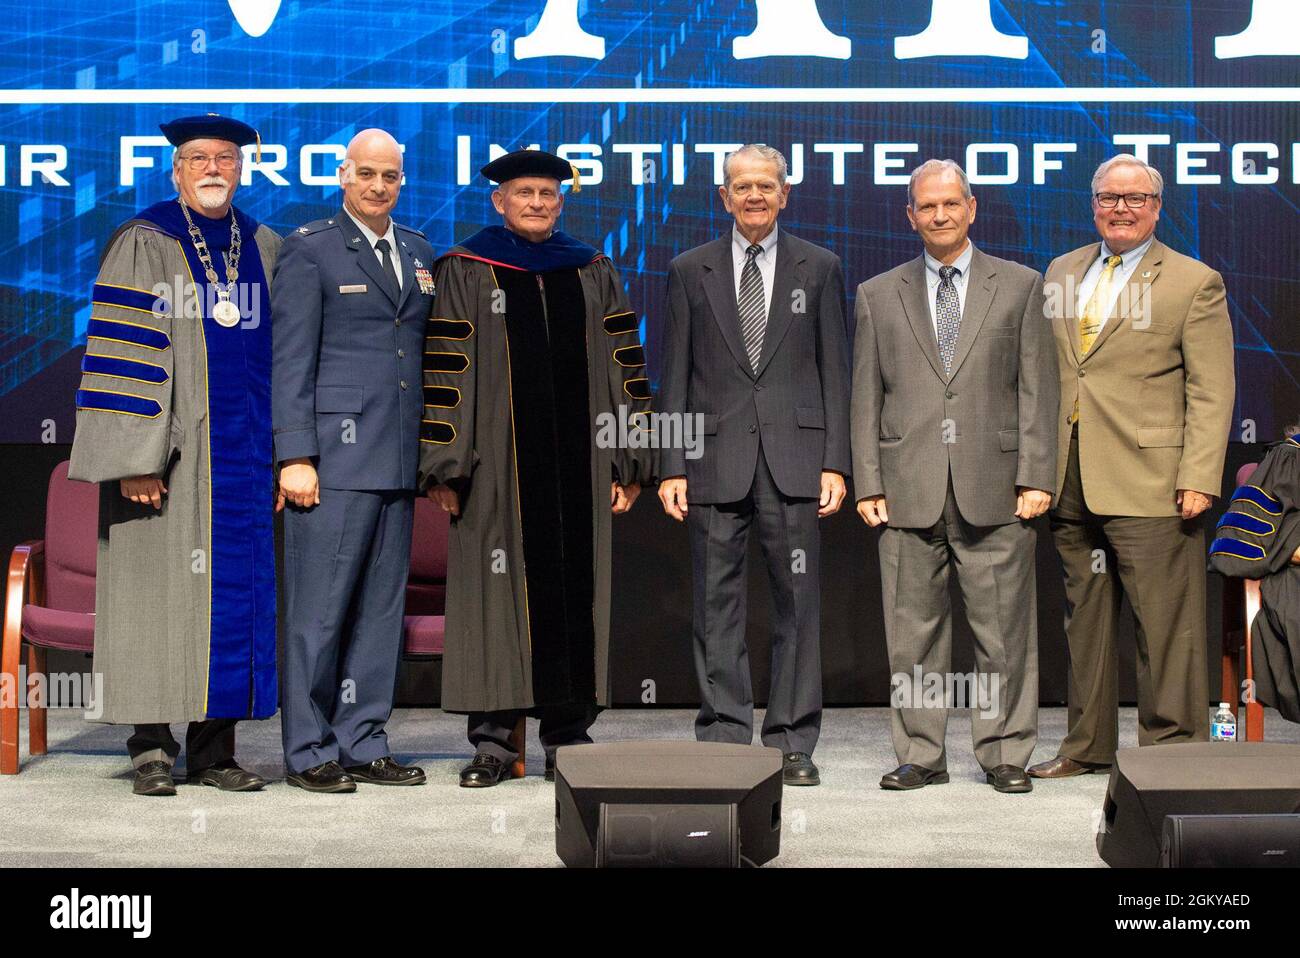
[271,209,434,489]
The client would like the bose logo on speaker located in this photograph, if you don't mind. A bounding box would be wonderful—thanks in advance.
[687,831,711,838]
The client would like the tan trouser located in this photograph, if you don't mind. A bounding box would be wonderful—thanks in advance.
[1050,430,1210,763]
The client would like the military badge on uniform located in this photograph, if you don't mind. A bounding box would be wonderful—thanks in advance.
[416,267,435,295]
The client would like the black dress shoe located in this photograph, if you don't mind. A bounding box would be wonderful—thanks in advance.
[133,760,176,797]
[544,757,556,783]
[880,763,950,791]
[985,764,1032,794]
[782,752,820,786]
[344,756,426,786]
[459,752,513,788]
[186,760,267,792]
[286,761,356,793]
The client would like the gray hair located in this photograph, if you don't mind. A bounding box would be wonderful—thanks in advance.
[1091,154,1164,197]
[170,143,243,190]
[722,144,788,187]
[908,159,971,208]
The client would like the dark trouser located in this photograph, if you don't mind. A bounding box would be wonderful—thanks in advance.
[281,489,414,775]
[127,719,236,771]
[468,705,601,764]
[687,441,822,756]
[1050,428,1209,763]
[878,479,1039,773]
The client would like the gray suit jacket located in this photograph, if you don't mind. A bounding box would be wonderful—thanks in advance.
[851,245,1057,528]
[656,230,851,502]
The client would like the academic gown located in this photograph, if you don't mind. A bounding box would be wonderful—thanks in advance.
[67,199,281,724]
[1209,436,1300,723]
[419,226,653,712]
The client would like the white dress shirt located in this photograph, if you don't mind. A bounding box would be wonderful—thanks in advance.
[732,224,778,312]
[923,240,974,336]
[1075,235,1154,332]
[352,215,403,290]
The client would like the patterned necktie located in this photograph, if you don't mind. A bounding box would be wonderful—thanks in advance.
[935,264,961,374]
[737,243,767,373]
[1070,253,1125,424]
[1080,254,1123,355]
[375,237,400,296]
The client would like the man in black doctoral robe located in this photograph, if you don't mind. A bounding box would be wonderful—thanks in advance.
[420,150,653,786]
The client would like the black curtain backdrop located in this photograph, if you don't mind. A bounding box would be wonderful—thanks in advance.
[3,441,1258,708]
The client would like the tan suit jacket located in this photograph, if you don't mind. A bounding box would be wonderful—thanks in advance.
[1045,237,1235,517]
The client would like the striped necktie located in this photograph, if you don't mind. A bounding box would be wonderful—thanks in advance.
[738,243,767,373]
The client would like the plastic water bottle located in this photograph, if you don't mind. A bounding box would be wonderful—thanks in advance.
[1211,703,1237,742]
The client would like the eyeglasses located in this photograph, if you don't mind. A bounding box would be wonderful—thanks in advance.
[179,152,240,171]
[1094,192,1157,209]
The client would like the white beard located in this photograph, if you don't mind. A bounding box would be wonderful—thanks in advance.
[194,182,231,210]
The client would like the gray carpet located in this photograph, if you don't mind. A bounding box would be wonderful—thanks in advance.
[1,707,1295,867]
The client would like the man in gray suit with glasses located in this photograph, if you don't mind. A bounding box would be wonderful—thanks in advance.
[851,159,1057,794]
[657,144,850,787]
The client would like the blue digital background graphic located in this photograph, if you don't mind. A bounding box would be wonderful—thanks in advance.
[0,0,1296,441]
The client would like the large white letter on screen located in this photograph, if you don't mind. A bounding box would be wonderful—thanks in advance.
[895,0,1028,60]
[733,0,851,59]
[515,0,606,60]
[1216,1,1300,58]
[227,0,282,38]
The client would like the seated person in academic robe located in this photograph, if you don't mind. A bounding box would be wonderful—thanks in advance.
[419,150,654,786]
[67,114,280,796]
[1209,431,1300,723]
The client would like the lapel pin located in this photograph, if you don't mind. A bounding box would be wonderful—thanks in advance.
[1142,270,1152,278]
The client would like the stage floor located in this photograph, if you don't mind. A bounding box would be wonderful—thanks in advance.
[2,707,1296,868]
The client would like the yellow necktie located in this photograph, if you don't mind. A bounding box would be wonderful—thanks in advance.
[1080,254,1123,355]
[1071,254,1123,424]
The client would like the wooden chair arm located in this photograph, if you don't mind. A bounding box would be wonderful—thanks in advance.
[2,541,44,774]
[1243,579,1265,741]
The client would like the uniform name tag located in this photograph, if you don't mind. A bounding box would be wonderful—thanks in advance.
[339,284,367,294]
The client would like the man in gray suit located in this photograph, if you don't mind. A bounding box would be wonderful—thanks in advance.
[657,144,850,786]
[852,159,1057,793]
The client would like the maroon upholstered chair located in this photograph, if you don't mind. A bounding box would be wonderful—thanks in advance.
[404,494,524,776]
[1220,461,1264,742]
[403,494,449,659]
[2,460,99,774]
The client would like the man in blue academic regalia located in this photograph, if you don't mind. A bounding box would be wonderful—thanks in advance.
[68,113,280,796]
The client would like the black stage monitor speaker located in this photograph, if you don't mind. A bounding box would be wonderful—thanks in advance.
[1161,814,1300,867]
[554,741,783,868]
[1097,742,1300,868]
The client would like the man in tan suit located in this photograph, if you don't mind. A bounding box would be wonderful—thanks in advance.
[1029,155,1235,778]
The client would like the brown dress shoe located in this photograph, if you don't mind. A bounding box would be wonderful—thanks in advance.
[1027,755,1111,779]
